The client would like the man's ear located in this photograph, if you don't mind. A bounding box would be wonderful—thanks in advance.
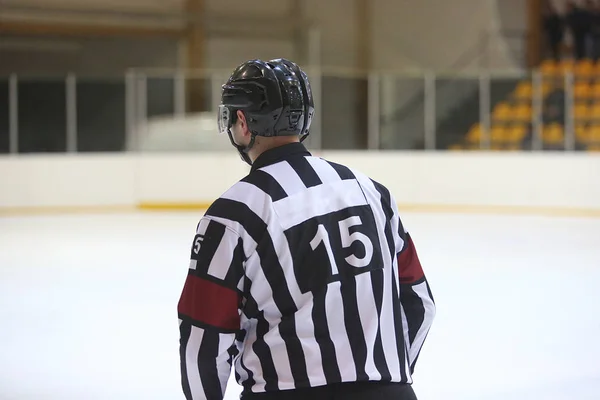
[236,110,248,134]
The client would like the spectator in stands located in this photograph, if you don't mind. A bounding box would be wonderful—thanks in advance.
[542,2,564,61]
[566,0,591,60]
[543,88,565,124]
[589,0,600,60]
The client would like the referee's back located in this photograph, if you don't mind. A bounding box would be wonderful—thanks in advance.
[178,142,436,400]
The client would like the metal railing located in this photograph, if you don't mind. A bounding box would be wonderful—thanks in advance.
[0,69,594,154]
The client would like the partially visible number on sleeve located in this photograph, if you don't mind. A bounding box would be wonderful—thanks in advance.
[192,234,204,255]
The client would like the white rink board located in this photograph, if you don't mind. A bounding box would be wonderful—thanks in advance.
[0,151,599,212]
[0,154,137,208]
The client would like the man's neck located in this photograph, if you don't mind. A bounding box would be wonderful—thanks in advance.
[249,137,300,163]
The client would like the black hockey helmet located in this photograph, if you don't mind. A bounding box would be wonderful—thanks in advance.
[218,58,314,165]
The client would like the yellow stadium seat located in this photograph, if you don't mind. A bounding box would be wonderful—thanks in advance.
[593,61,600,75]
[589,125,600,143]
[542,123,564,145]
[541,82,552,96]
[591,82,600,98]
[574,103,591,121]
[466,124,482,143]
[512,81,551,101]
[583,125,600,144]
[590,104,600,120]
[576,124,590,142]
[506,125,528,143]
[575,59,594,77]
[514,82,532,100]
[514,104,532,122]
[540,59,558,76]
[588,145,600,151]
[574,82,592,99]
[490,125,508,143]
[492,102,512,122]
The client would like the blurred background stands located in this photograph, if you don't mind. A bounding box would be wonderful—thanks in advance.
[1,0,599,154]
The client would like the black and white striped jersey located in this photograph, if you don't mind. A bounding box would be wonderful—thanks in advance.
[177,142,436,400]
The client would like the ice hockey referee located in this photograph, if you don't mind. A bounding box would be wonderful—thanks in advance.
[177,58,436,400]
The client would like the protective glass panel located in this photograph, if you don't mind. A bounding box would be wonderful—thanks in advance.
[147,77,175,119]
[18,78,66,153]
[77,79,126,152]
[435,75,480,151]
[321,75,368,150]
[0,78,8,154]
[378,74,425,150]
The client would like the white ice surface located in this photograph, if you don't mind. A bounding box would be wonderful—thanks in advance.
[1,211,599,400]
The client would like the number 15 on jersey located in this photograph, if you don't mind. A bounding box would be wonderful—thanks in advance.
[285,206,384,294]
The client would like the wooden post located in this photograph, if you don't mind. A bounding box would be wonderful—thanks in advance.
[290,0,305,64]
[355,0,370,149]
[186,0,206,113]
[528,0,543,68]
[356,0,370,73]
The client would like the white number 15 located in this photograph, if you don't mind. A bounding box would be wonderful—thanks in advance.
[309,216,374,276]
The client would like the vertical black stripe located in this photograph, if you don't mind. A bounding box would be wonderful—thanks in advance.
[370,268,391,380]
[198,330,223,400]
[179,322,193,400]
[426,280,435,305]
[224,238,246,290]
[401,284,426,344]
[371,180,395,262]
[340,278,369,381]
[278,314,309,386]
[372,178,409,382]
[377,177,405,245]
[409,353,420,375]
[254,237,297,315]
[206,199,310,386]
[371,180,393,221]
[236,326,256,394]
[238,352,255,394]
[241,276,253,308]
[397,217,407,243]
[237,275,254,392]
[193,220,226,275]
[312,286,342,384]
[255,310,280,391]
[242,170,288,201]
[286,156,323,188]
[242,292,277,391]
[256,233,309,386]
[391,275,409,382]
[326,160,356,180]
[228,343,239,371]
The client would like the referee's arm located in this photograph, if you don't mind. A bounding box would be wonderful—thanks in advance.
[397,231,436,374]
[177,217,245,400]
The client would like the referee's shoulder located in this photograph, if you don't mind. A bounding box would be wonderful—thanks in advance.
[202,171,273,223]
[319,156,396,208]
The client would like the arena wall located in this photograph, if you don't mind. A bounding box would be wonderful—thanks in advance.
[1,152,599,217]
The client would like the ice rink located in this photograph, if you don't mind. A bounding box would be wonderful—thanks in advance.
[1,210,599,400]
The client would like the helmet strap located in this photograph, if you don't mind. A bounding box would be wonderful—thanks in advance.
[227,128,257,166]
